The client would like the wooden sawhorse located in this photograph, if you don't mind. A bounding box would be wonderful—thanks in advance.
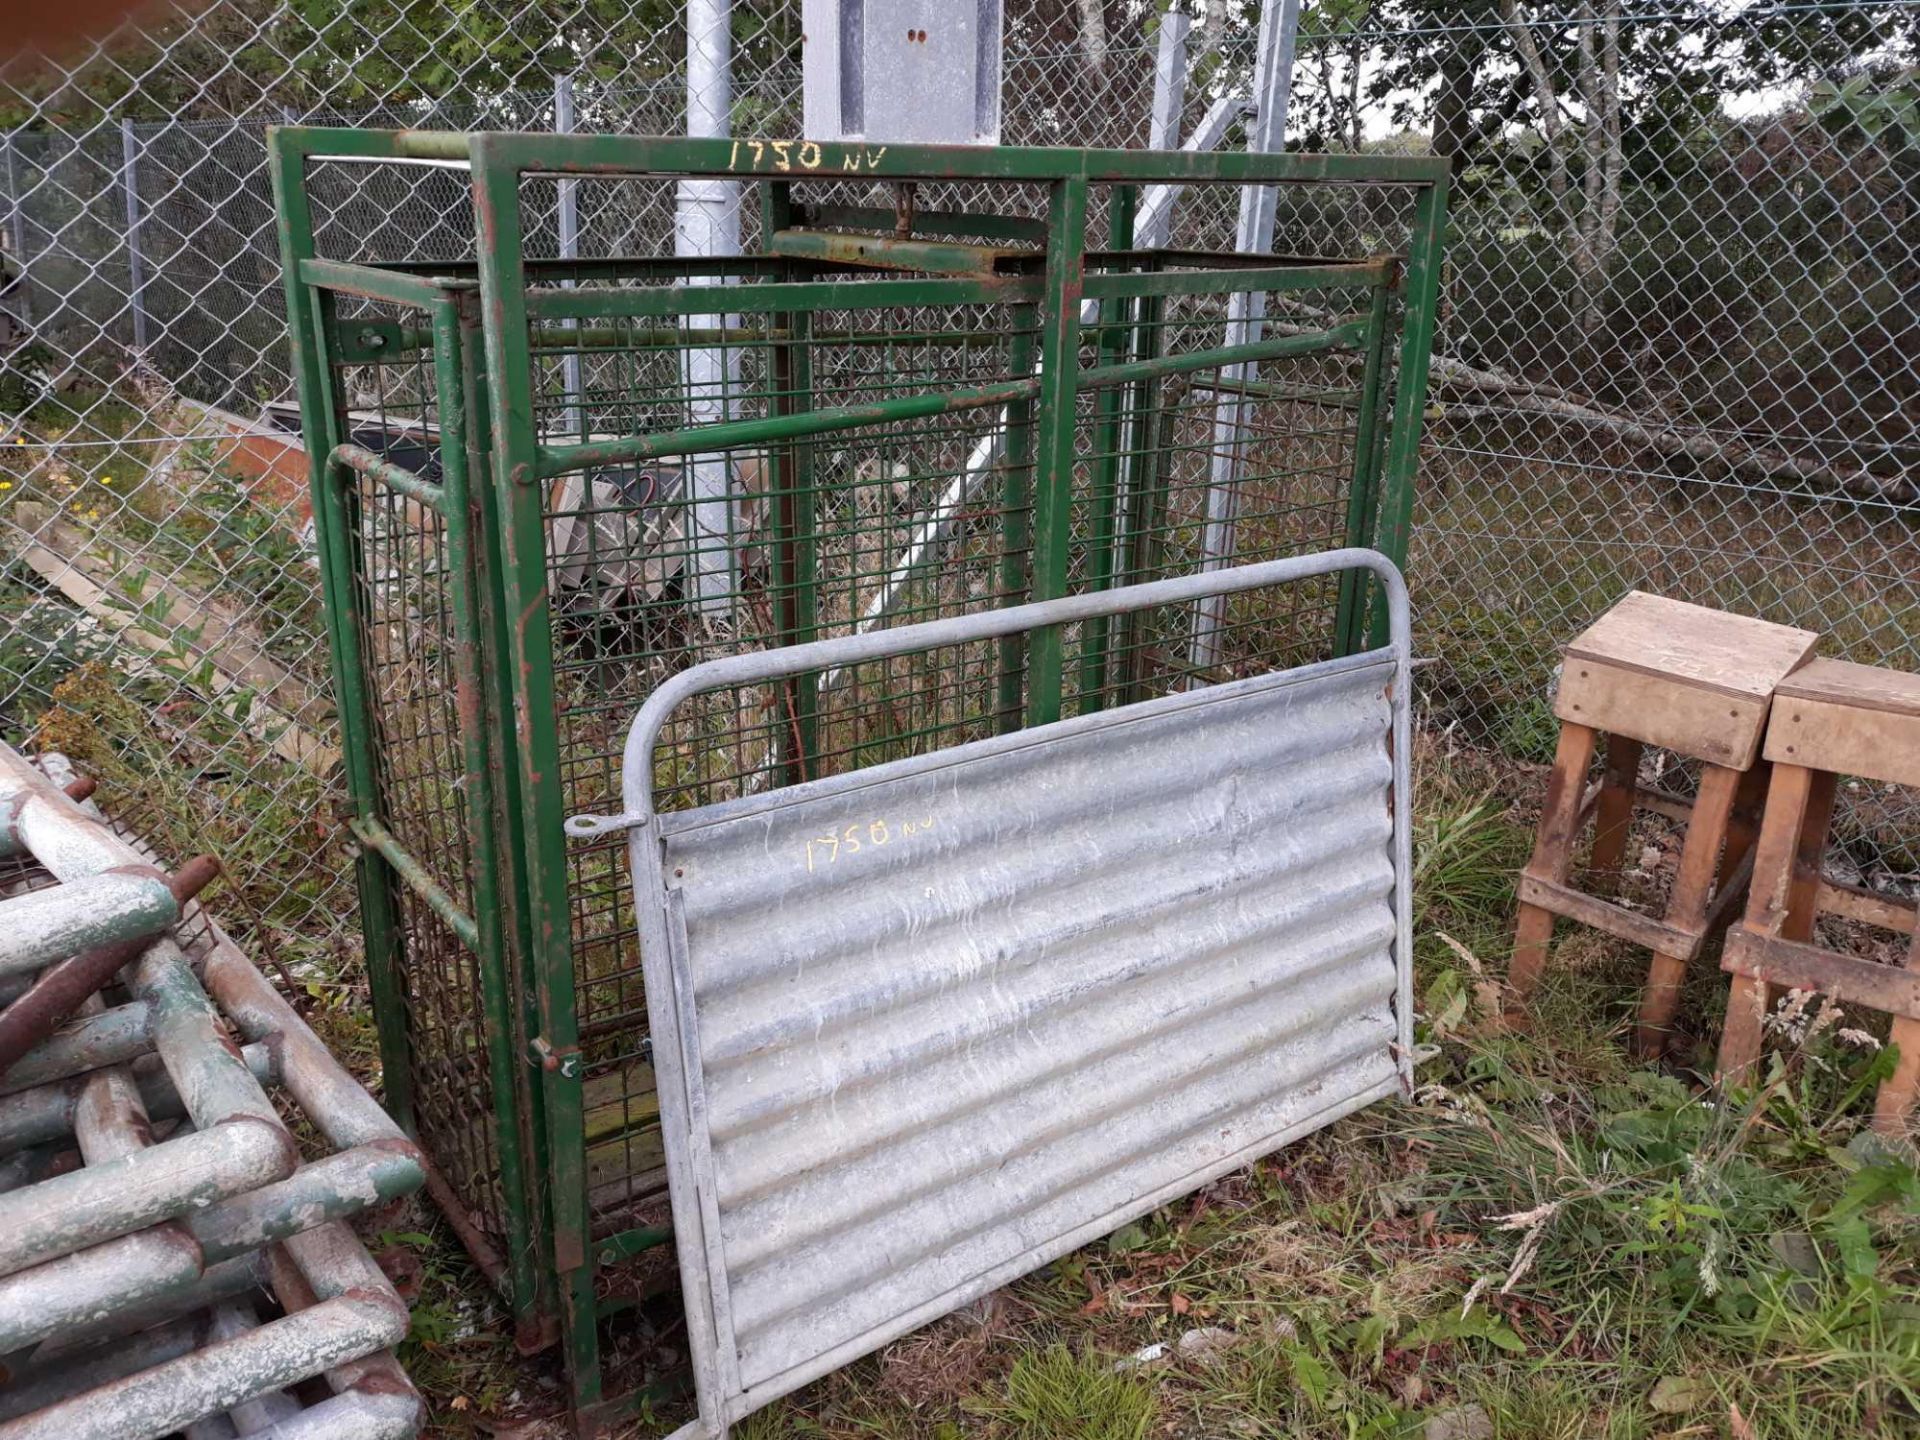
[1719,658,1920,1133]
[1508,592,1817,1056]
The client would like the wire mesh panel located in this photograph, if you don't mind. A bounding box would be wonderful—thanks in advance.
[335,364,507,1241]
[275,258,549,1344]
[528,295,1050,1249]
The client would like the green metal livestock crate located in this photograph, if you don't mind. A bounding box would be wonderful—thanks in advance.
[270,126,1448,1432]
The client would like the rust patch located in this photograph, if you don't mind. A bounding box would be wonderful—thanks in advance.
[351,1370,417,1397]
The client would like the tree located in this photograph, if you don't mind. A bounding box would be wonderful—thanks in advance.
[1078,0,1112,72]
[1501,0,1622,343]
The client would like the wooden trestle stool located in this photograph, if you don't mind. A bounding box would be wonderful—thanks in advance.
[1506,592,1818,1056]
[1718,658,1920,1133]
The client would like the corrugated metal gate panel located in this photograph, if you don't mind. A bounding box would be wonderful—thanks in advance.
[658,656,1399,1398]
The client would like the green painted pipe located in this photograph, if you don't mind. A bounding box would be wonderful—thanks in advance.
[536,374,1044,477]
[349,817,480,953]
[329,443,446,514]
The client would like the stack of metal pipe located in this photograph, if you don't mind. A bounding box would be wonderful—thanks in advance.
[0,742,427,1439]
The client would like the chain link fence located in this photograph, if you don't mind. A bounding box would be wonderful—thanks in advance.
[0,1,1916,961]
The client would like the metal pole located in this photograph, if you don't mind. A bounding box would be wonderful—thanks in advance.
[679,0,743,621]
[1085,12,1191,703]
[554,73,584,440]
[1133,12,1191,248]
[3,133,30,326]
[120,118,150,357]
[1188,0,1301,672]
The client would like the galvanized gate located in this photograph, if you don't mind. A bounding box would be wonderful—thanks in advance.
[579,549,1412,1436]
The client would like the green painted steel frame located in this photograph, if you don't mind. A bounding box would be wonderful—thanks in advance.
[271,123,1449,1433]
[271,130,552,1351]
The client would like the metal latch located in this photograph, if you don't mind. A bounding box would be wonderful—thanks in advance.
[564,811,648,840]
[528,1036,582,1078]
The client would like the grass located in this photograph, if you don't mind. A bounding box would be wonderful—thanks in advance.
[966,1347,1159,1440]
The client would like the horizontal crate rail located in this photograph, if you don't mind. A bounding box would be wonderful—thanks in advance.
[536,375,1043,477]
[794,203,1049,244]
[314,287,1384,365]
[531,316,1372,479]
[763,230,1036,277]
[519,265,1388,324]
[1080,317,1370,392]
[290,125,1452,187]
[324,319,1029,359]
[524,273,1043,321]
[330,441,448,514]
[1080,259,1389,299]
[310,247,1381,288]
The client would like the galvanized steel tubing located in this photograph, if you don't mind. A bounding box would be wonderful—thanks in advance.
[0,745,425,1436]
[0,854,219,1078]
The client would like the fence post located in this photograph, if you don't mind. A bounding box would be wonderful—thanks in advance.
[3,132,30,327]
[1140,11,1189,240]
[679,0,744,623]
[120,117,150,357]
[1187,0,1300,671]
[553,72,584,439]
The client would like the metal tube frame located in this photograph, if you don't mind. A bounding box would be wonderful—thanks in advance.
[265,165,550,1344]
[0,750,425,1434]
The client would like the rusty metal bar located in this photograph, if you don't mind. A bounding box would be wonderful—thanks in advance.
[0,1115,291,1279]
[0,1288,410,1440]
[0,1002,153,1096]
[0,1039,276,1155]
[12,1252,270,1363]
[765,228,1027,276]
[0,1314,212,1423]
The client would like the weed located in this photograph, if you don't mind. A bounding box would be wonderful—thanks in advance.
[964,1346,1157,1440]
[1411,786,1529,924]
[0,582,112,742]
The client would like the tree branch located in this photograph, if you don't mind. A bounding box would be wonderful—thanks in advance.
[1428,354,1914,505]
[1259,296,1912,505]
